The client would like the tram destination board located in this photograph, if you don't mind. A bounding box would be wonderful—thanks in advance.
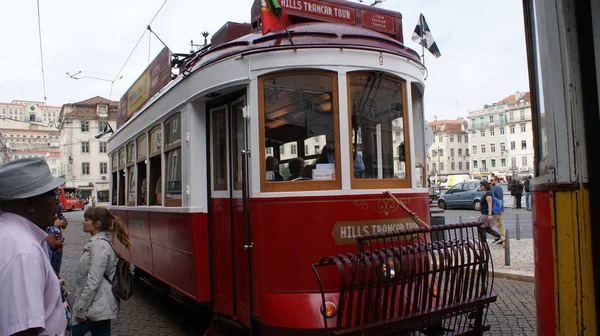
[278,0,402,42]
[117,47,172,128]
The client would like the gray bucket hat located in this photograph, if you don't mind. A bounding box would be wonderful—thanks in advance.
[0,158,65,200]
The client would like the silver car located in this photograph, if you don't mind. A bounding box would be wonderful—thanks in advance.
[437,181,510,211]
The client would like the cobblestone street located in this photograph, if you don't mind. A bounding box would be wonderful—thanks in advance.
[60,210,536,335]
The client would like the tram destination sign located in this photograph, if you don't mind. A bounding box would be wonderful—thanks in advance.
[117,47,172,128]
[280,0,397,34]
[331,218,418,245]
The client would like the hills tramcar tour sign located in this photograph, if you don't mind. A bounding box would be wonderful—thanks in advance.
[117,47,172,128]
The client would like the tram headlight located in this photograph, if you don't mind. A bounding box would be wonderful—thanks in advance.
[382,257,396,278]
[321,302,337,318]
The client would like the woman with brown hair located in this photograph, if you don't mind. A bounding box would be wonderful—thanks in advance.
[72,207,131,336]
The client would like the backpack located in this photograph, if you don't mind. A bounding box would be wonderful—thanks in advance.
[100,238,134,301]
[491,193,501,215]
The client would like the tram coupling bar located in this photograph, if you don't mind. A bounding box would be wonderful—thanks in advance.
[244,243,254,250]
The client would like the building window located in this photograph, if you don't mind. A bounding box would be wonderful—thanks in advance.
[457,135,462,143]
[449,135,454,142]
[500,142,506,152]
[280,145,286,155]
[314,145,320,154]
[100,142,107,153]
[82,162,90,175]
[480,130,485,137]
[432,162,436,172]
[459,162,463,170]
[491,159,496,168]
[98,121,108,131]
[466,161,470,170]
[490,128,495,136]
[510,125,515,134]
[473,161,478,169]
[511,157,517,168]
[479,117,484,127]
[458,149,463,156]
[490,143,496,152]
[501,158,506,167]
[511,141,516,150]
[440,162,444,171]
[451,162,455,170]
[481,160,487,171]
[509,111,514,121]
[100,162,108,174]
[520,110,526,120]
[291,144,297,155]
[500,127,505,135]
[489,115,494,123]
[432,150,437,157]
[438,149,443,156]
[81,121,89,132]
[522,156,528,166]
[481,144,486,153]
[450,148,455,157]
[521,140,527,149]
[438,136,442,142]
[81,141,89,153]
[520,123,526,132]
[470,119,476,129]
[472,145,477,154]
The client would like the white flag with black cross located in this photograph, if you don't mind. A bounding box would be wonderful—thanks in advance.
[95,122,114,139]
[412,13,441,58]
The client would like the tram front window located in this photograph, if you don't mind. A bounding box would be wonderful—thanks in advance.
[260,71,341,191]
[348,72,410,188]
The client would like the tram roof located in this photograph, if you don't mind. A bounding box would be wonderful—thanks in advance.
[114,22,421,135]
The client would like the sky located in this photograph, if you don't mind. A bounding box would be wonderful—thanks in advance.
[0,0,529,121]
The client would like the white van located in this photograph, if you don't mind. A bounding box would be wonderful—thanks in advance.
[439,174,471,188]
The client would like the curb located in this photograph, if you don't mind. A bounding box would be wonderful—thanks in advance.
[494,269,535,283]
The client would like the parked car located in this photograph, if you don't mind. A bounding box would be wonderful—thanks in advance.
[438,181,510,211]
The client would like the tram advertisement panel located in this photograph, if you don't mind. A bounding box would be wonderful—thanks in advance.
[117,47,172,128]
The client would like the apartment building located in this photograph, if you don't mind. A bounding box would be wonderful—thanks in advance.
[426,118,470,181]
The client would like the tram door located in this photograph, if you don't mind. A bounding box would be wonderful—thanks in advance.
[209,95,251,326]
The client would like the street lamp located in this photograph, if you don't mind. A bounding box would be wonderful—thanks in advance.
[69,155,74,187]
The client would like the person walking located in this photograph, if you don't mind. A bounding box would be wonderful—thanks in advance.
[478,180,502,242]
[0,158,68,336]
[71,206,132,336]
[514,179,524,209]
[490,176,506,247]
[524,175,532,211]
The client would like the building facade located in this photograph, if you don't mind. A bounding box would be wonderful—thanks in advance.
[0,100,61,125]
[10,148,61,176]
[426,118,470,182]
[467,92,534,180]
[58,96,117,202]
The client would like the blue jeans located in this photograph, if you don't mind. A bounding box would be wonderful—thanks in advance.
[71,319,111,336]
[525,192,531,210]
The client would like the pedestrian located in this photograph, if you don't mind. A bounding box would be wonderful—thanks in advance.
[524,175,532,211]
[0,158,69,336]
[490,176,506,247]
[91,195,97,207]
[514,179,524,209]
[509,179,517,208]
[47,196,69,276]
[477,180,503,242]
[71,206,132,336]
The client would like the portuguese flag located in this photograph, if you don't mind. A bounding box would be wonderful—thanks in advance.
[261,0,291,35]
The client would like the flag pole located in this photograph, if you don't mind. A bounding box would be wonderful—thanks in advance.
[421,45,425,66]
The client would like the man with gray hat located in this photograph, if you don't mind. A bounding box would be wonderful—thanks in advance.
[0,158,67,336]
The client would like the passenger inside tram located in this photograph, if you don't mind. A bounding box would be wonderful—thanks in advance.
[265,156,284,181]
[287,157,310,181]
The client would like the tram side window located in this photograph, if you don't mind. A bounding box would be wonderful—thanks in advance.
[149,125,162,205]
[118,147,126,206]
[411,83,426,188]
[260,71,340,192]
[126,141,135,206]
[164,114,182,207]
[137,134,148,205]
[348,72,410,188]
[111,153,117,205]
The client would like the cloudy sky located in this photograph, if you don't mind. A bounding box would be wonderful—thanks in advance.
[0,0,528,121]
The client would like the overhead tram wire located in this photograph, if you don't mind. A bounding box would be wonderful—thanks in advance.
[110,0,169,99]
[36,0,48,105]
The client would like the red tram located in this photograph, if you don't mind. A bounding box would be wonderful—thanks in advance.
[524,0,599,335]
[106,0,486,334]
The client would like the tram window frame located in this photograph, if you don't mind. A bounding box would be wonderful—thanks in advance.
[212,107,228,191]
[231,99,245,191]
[111,152,118,205]
[258,70,342,192]
[126,141,136,206]
[148,124,163,206]
[347,71,411,189]
[136,133,148,206]
[164,113,182,207]
[118,147,126,206]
